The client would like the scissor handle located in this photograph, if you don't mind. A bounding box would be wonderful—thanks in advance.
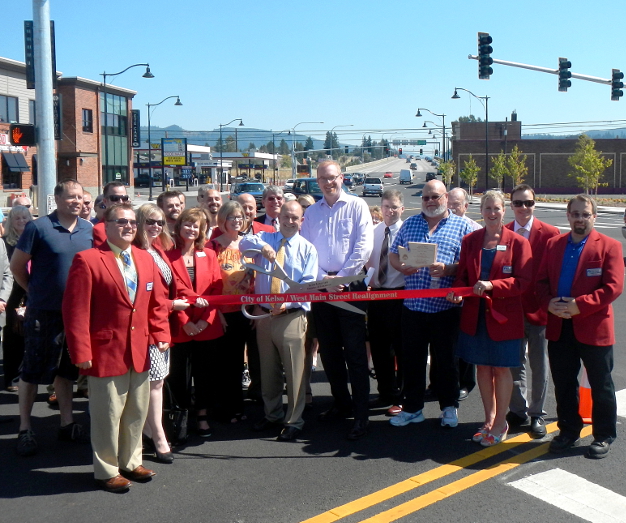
[241,304,270,320]
[240,248,292,284]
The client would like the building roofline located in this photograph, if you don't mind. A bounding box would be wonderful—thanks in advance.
[57,76,136,97]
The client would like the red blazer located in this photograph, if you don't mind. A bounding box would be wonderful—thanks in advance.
[166,247,224,343]
[505,218,560,325]
[454,226,533,341]
[147,244,177,345]
[536,229,624,346]
[92,220,106,246]
[208,221,274,242]
[63,244,170,378]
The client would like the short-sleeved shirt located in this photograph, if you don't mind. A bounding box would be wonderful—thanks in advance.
[16,213,93,311]
[391,212,473,313]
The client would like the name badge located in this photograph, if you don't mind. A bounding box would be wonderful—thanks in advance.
[587,268,602,277]
[503,266,513,274]
[146,282,153,291]
[496,245,507,251]
[196,251,207,258]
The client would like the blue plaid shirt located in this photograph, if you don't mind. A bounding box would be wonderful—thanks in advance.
[391,212,473,313]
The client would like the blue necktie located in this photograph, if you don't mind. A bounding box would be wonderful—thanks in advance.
[121,251,137,303]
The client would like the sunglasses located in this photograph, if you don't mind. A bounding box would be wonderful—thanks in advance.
[108,195,130,203]
[569,211,594,220]
[107,218,137,227]
[145,219,165,226]
[421,194,445,202]
[512,199,535,208]
[266,196,283,202]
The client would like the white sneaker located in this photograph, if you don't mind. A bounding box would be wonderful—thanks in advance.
[389,410,425,427]
[440,406,458,428]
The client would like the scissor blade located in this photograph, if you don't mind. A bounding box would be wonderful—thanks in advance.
[289,274,364,293]
[331,301,366,315]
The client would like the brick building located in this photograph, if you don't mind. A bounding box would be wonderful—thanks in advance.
[450,117,626,194]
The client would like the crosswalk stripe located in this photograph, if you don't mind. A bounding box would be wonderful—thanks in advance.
[509,468,626,522]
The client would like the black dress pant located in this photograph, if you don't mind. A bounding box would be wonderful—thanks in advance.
[548,320,617,441]
[367,297,404,402]
[401,306,460,413]
[312,302,370,420]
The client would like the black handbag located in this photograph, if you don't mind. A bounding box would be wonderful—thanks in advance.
[163,381,188,445]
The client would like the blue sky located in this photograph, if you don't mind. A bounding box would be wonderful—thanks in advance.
[5,0,626,146]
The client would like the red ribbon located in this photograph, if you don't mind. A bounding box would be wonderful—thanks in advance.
[189,287,508,324]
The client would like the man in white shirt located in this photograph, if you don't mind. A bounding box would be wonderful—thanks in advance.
[365,189,405,411]
[448,188,482,231]
[300,160,373,440]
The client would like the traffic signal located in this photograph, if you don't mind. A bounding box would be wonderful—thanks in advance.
[420,148,423,155]
[478,32,493,80]
[558,58,572,92]
[344,145,349,154]
[9,124,36,146]
[435,149,439,156]
[399,147,403,154]
[385,146,390,156]
[611,69,624,101]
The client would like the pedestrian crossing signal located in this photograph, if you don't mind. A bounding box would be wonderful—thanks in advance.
[9,124,36,146]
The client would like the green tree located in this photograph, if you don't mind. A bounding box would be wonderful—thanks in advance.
[439,160,456,187]
[458,115,483,123]
[490,152,508,189]
[304,136,314,151]
[246,142,256,151]
[568,134,613,195]
[506,145,528,187]
[224,135,237,152]
[460,155,480,196]
[280,154,292,168]
[278,139,290,155]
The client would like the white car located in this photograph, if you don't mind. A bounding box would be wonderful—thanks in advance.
[284,179,295,191]
[362,177,383,197]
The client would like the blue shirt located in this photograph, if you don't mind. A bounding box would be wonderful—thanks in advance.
[240,231,318,311]
[16,213,93,311]
[391,212,473,313]
[557,234,589,298]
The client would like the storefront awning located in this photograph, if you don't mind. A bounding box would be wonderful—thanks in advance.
[2,152,30,172]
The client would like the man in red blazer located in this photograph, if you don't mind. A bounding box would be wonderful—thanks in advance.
[92,182,130,245]
[63,203,170,492]
[537,194,623,459]
[505,184,560,439]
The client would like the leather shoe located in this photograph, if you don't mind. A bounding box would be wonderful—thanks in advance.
[95,474,131,493]
[530,417,547,439]
[347,419,369,440]
[252,418,284,432]
[318,406,353,422]
[277,426,301,442]
[506,411,529,427]
[120,465,156,482]
[549,433,579,453]
[458,388,469,401]
[586,438,613,459]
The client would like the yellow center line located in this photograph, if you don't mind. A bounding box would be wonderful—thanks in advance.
[301,422,576,523]
[358,425,593,523]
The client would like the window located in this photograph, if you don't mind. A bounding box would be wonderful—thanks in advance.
[29,100,36,125]
[0,95,18,123]
[82,108,93,133]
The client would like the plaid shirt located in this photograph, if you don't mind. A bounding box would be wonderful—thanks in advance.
[391,212,473,313]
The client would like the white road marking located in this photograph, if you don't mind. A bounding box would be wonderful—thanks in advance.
[509,468,626,522]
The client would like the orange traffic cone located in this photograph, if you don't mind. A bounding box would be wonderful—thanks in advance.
[579,366,593,424]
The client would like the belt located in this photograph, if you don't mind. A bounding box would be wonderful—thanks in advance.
[371,286,405,291]
[260,306,304,316]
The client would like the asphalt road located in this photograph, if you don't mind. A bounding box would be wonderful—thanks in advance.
[2,159,626,523]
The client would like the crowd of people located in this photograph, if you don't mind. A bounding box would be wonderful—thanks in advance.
[1,159,623,493]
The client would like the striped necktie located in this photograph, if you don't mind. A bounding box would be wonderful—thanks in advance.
[120,251,137,303]
[377,227,390,287]
[270,238,287,295]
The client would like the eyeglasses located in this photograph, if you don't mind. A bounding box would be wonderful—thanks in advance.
[227,216,244,222]
[569,211,594,220]
[317,175,341,183]
[266,196,283,202]
[421,193,445,202]
[107,218,137,227]
[145,219,165,226]
[512,199,535,208]
[108,195,130,203]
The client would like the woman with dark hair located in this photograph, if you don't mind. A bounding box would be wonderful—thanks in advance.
[2,206,32,391]
[207,200,254,423]
[166,208,224,438]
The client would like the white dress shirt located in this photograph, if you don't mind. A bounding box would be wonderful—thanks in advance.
[513,215,535,239]
[366,219,404,288]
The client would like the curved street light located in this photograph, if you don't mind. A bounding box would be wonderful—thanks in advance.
[145,96,182,200]
[452,88,490,189]
[328,124,354,159]
[101,63,153,186]
[219,119,244,191]
[416,108,447,161]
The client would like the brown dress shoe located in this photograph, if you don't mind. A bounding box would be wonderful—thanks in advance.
[121,465,156,482]
[95,474,131,493]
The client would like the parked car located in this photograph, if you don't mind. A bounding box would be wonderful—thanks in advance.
[362,177,383,197]
[384,172,393,178]
[229,182,265,209]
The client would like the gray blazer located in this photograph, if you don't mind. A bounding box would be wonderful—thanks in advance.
[0,240,14,328]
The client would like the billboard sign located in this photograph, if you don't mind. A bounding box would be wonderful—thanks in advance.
[161,138,186,166]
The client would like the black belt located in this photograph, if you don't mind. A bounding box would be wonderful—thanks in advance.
[327,271,339,276]
[260,306,304,315]
[371,286,405,291]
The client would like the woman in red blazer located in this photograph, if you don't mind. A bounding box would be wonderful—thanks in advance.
[448,191,532,447]
[166,208,224,438]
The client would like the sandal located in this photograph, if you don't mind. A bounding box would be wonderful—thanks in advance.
[197,415,212,438]
[480,422,509,447]
[472,425,490,443]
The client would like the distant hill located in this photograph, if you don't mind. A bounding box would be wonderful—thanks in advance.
[524,128,626,140]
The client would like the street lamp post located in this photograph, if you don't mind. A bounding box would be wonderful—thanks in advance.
[291,122,323,179]
[146,96,182,200]
[328,124,354,159]
[416,108,446,161]
[101,63,153,186]
[452,88,490,190]
[219,119,244,191]
[272,130,290,184]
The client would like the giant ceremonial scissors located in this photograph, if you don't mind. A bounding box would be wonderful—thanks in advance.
[240,249,368,319]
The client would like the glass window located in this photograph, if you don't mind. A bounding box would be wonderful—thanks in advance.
[0,95,18,123]
[29,100,36,125]
[82,108,93,133]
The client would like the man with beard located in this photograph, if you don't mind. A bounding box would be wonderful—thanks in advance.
[537,195,623,459]
[255,186,284,231]
[156,190,185,233]
[389,180,473,430]
[197,187,222,237]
